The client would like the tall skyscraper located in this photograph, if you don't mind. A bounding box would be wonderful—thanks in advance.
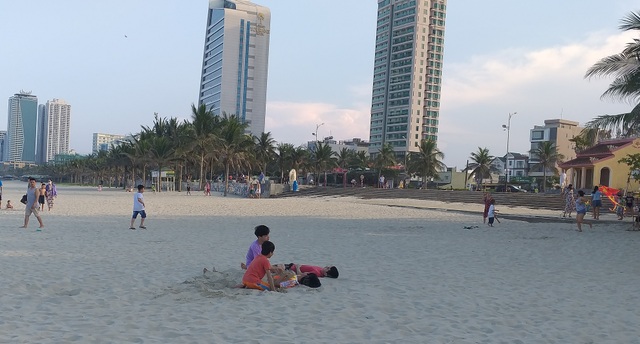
[368,0,447,158]
[37,99,71,164]
[0,131,6,162]
[5,92,38,163]
[198,0,271,136]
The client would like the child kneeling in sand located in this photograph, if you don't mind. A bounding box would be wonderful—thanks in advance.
[242,241,277,291]
[5,200,13,209]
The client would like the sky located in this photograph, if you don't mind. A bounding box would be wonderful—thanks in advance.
[0,0,638,167]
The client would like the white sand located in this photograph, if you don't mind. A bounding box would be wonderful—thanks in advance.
[1,180,639,343]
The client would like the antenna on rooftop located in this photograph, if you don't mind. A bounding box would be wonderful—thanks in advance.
[560,108,563,119]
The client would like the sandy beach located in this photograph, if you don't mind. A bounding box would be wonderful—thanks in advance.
[1,180,639,343]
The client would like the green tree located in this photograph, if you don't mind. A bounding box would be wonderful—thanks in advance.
[374,143,396,187]
[216,115,254,196]
[254,132,276,175]
[618,153,640,187]
[408,139,446,184]
[335,147,353,169]
[467,147,494,190]
[190,103,217,189]
[529,141,565,192]
[276,143,294,182]
[584,11,640,136]
[312,142,336,186]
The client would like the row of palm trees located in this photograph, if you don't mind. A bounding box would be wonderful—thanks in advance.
[31,104,451,192]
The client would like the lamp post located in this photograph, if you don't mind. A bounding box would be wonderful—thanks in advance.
[312,122,325,145]
[401,135,409,172]
[502,112,517,191]
[311,123,324,186]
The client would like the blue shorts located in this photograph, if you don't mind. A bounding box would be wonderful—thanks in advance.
[592,200,602,207]
[577,210,586,215]
[132,210,147,219]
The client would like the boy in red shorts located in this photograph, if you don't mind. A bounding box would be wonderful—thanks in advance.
[242,241,277,291]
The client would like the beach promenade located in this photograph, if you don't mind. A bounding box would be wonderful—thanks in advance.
[1,180,639,343]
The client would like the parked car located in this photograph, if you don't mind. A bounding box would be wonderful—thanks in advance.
[495,185,528,192]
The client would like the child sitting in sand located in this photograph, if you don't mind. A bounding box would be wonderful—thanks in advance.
[242,241,277,291]
[5,200,13,209]
[241,225,270,270]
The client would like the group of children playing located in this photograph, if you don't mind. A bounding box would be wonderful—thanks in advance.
[237,225,339,291]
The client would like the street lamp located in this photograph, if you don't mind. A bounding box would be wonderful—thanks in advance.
[401,135,409,171]
[312,122,325,143]
[311,122,324,186]
[502,112,517,191]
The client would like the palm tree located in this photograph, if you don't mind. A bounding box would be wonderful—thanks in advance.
[190,103,217,189]
[529,141,565,192]
[290,146,310,177]
[254,132,276,175]
[353,151,370,170]
[335,148,353,169]
[147,136,176,192]
[584,11,640,136]
[216,115,254,196]
[276,143,294,182]
[374,143,396,187]
[570,128,612,153]
[467,147,494,190]
[312,142,336,186]
[408,139,446,185]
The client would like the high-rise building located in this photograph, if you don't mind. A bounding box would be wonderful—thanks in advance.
[92,133,126,153]
[529,119,583,179]
[198,0,271,137]
[368,0,447,158]
[5,92,38,163]
[37,99,71,164]
[0,131,6,162]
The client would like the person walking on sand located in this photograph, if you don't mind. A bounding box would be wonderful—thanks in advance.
[186,181,191,195]
[45,180,57,211]
[21,177,44,230]
[39,183,46,211]
[487,199,496,227]
[129,185,147,230]
[562,184,576,218]
[576,190,592,232]
[204,180,211,196]
[482,192,493,224]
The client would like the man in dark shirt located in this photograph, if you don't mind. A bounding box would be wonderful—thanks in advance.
[625,192,635,214]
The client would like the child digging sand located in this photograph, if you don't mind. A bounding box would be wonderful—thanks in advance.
[242,241,278,291]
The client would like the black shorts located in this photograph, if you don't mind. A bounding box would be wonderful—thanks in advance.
[38,195,45,204]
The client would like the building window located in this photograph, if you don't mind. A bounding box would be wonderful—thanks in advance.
[531,130,544,140]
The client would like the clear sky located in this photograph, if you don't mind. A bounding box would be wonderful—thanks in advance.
[0,1,637,167]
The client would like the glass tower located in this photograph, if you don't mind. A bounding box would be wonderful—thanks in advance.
[6,92,38,163]
[198,0,271,137]
[368,0,447,158]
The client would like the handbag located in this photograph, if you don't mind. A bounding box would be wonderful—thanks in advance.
[20,194,27,204]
